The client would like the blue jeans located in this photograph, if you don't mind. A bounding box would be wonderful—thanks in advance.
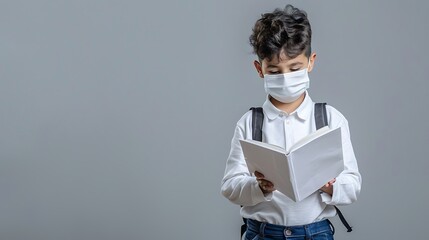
[245,218,335,240]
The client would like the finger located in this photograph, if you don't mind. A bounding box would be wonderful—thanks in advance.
[260,180,274,188]
[263,185,276,192]
[254,171,265,179]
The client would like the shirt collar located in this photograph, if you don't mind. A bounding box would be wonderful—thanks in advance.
[262,91,314,121]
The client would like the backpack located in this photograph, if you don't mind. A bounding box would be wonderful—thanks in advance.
[241,103,352,238]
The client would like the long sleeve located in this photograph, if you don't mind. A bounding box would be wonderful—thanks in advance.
[220,123,273,206]
[321,118,362,206]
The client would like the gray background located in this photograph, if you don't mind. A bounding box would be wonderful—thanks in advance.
[1,0,428,239]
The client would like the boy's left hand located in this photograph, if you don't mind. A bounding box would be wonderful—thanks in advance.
[320,178,336,196]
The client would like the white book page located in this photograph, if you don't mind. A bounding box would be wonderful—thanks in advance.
[288,126,331,153]
[288,127,344,201]
[239,139,296,200]
[240,139,285,153]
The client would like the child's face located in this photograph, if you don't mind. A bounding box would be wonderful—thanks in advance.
[253,50,316,78]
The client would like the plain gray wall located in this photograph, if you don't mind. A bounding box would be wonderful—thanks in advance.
[1,0,428,239]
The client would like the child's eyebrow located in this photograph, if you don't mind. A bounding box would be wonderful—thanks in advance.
[266,62,302,68]
[289,62,303,67]
[267,64,280,68]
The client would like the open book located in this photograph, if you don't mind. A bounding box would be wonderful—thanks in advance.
[239,126,344,202]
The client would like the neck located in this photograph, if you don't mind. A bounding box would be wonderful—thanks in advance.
[270,92,306,114]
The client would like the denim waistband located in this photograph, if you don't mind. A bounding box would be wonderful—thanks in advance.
[247,218,334,238]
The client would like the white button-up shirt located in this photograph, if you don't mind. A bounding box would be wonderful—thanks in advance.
[221,92,361,226]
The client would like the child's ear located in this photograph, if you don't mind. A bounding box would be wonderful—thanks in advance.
[308,53,317,73]
[253,60,264,78]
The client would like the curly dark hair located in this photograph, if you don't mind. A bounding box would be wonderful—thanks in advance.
[249,4,312,61]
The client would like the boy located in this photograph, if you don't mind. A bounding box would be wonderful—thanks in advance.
[221,4,361,240]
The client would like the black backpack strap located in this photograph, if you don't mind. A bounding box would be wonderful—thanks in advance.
[314,102,353,232]
[335,206,353,232]
[250,107,264,142]
[314,103,328,130]
[240,107,264,238]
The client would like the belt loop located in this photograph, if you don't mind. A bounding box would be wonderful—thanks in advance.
[259,222,266,238]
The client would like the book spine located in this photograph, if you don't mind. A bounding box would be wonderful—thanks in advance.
[287,153,299,202]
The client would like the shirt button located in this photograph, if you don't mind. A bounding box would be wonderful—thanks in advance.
[286,120,290,125]
[285,229,292,236]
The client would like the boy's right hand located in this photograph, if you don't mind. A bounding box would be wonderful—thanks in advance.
[255,171,275,194]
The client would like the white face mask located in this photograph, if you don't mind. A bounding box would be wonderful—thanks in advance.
[263,66,310,103]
